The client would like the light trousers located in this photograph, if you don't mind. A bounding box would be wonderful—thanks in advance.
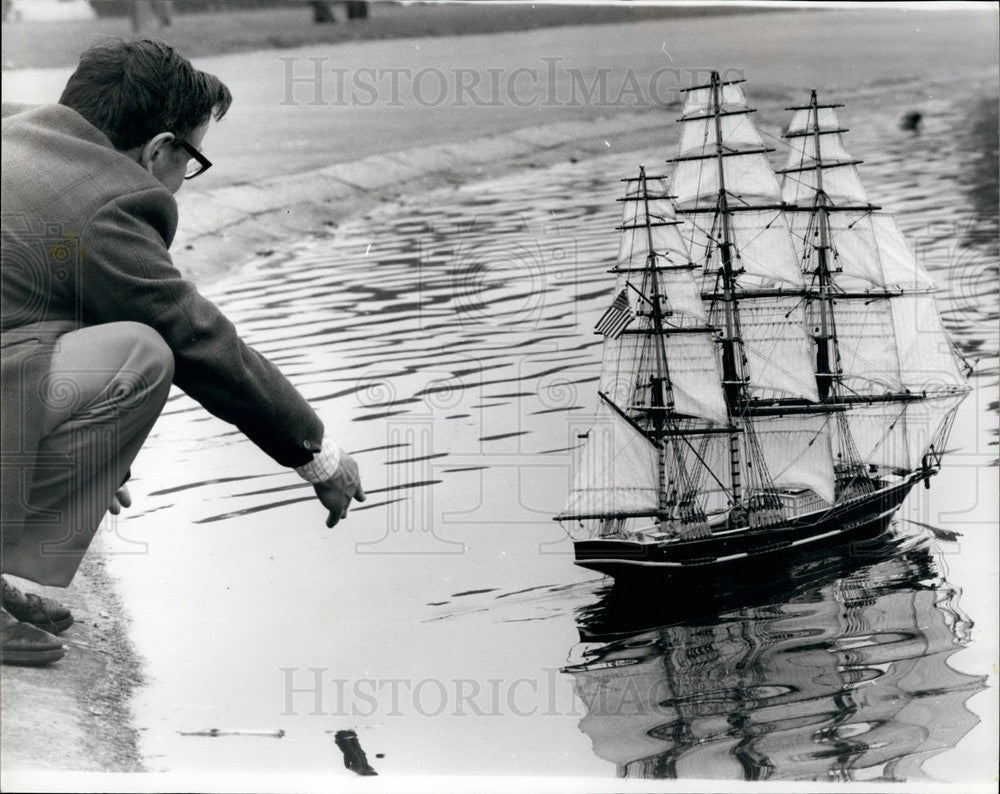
[2,322,174,586]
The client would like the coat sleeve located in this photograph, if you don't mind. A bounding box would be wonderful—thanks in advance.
[78,187,323,468]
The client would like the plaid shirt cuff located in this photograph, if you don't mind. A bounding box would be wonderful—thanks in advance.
[295,438,341,483]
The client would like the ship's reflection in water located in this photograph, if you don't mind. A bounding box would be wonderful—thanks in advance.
[564,532,985,781]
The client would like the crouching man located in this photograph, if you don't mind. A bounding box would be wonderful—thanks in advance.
[1,39,364,664]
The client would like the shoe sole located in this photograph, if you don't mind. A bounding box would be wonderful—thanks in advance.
[1,646,66,665]
[9,615,74,635]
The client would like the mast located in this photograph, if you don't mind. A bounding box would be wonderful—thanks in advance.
[709,72,747,504]
[560,73,971,533]
[804,90,841,401]
[638,165,676,523]
[780,91,971,482]
[558,166,729,527]
[672,71,840,514]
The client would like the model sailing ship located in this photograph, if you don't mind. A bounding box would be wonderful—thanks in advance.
[557,72,971,578]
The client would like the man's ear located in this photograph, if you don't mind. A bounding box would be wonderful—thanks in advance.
[139,132,176,173]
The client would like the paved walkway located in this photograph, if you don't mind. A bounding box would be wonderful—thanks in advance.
[4,7,993,282]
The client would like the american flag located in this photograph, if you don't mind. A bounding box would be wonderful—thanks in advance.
[594,289,635,338]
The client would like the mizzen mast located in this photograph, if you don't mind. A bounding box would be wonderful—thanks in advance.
[780,89,971,484]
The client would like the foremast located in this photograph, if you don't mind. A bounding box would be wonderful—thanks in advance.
[557,161,730,535]
[638,166,680,525]
[611,165,726,537]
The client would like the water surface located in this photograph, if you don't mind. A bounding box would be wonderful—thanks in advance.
[110,71,997,782]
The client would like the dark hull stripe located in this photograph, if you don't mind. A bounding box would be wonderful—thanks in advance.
[573,477,920,579]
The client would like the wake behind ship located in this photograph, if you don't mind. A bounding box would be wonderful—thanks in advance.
[556,72,971,579]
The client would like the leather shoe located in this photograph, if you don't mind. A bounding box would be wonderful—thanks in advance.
[1,607,65,665]
[1,576,74,634]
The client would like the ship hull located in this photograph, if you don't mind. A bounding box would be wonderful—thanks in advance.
[573,476,923,580]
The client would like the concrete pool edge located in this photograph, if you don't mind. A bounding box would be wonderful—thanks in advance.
[0,537,147,775]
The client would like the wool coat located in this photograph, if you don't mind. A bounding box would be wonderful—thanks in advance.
[1,105,325,565]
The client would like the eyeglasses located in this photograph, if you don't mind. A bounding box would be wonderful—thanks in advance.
[177,140,212,179]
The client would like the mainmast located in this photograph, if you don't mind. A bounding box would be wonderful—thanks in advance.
[707,72,749,504]
[671,71,841,515]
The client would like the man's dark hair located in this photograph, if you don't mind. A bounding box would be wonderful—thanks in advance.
[58,39,232,151]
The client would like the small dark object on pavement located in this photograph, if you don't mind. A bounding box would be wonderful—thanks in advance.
[901,111,922,132]
[334,729,378,776]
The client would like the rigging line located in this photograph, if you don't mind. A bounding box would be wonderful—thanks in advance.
[564,423,659,513]
[728,210,789,266]
[624,279,655,308]
[855,401,910,465]
[683,212,720,243]
[724,190,763,211]
[757,118,803,150]
[686,212,795,279]
[740,309,817,392]
[704,207,787,253]
[676,425,731,496]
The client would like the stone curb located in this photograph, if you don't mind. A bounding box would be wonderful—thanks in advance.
[172,109,670,282]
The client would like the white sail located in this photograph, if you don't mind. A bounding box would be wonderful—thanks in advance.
[617,178,692,270]
[658,269,708,324]
[678,111,765,160]
[789,211,936,291]
[807,293,965,397]
[785,129,854,166]
[602,171,726,424]
[674,152,783,210]
[890,294,968,391]
[599,312,644,411]
[678,431,731,514]
[681,83,750,119]
[781,103,870,207]
[620,177,674,224]
[730,211,805,288]
[786,106,841,134]
[736,299,820,401]
[784,106,853,164]
[617,223,692,270]
[751,415,835,504]
[674,80,784,215]
[599,307,727,423]
[559,402,661,519]
[783,162,869,206]
[820,298,900,395]
[690,209,804,289]
[663,333,728,422]
[845,394,965,471]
